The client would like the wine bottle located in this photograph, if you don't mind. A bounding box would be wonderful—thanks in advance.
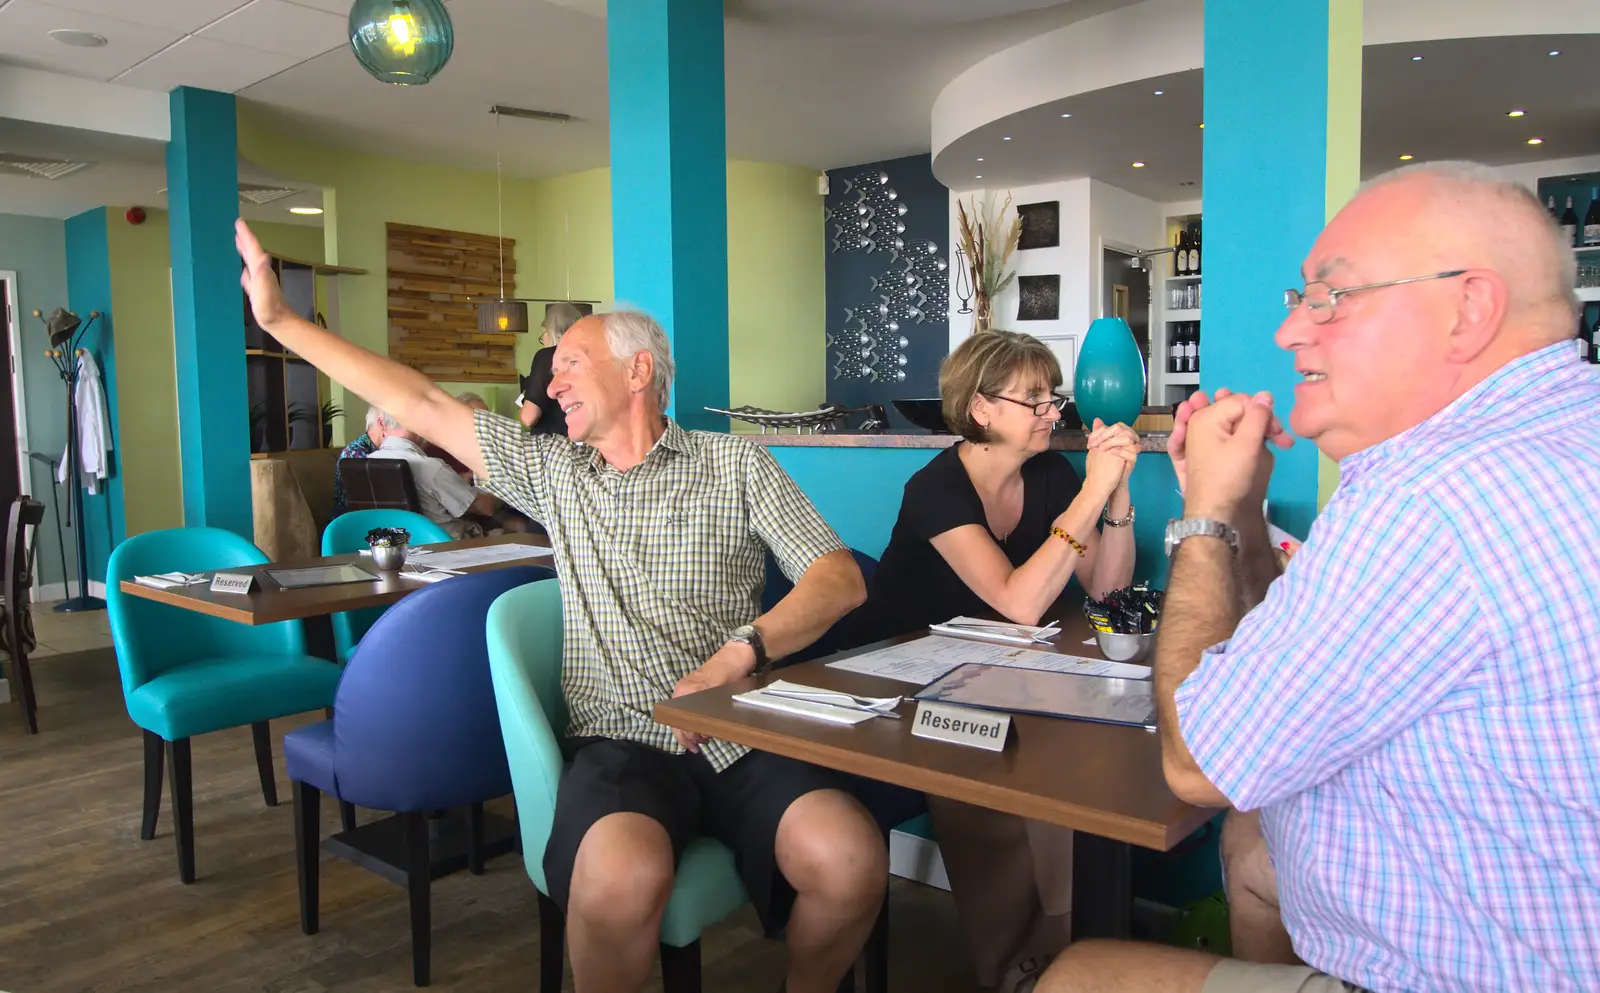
[1189,222,1202,276]
[1172,324,1187,374]
[1547,195,1558,219]
[1590,310,1600,364]
[1560,196,1579,246]
[1190,323,1201,373]
[1173,232,1185,276]
[1583,188,1600,247]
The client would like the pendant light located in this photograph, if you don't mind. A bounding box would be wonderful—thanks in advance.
[475,106,530,334]
[348,0,453,85]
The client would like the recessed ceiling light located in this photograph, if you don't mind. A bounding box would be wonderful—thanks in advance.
[49,28,107,47]
[1411,55,1423,61]
[289,206,324,215]
[1154,90,1164,95]
[1399,154,1414,161]
[1527,137,1544,145]
[1060,113,1072,119]
[1131,161,1146,168]
[1549,50,1560,56]
[1003,136,1012,141]
[1198,123,1205,129]
[1507,109,1526,117]
[976,157,984,162]
[975,175,983,180]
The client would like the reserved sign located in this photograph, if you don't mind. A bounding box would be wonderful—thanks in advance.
[911,701,1010,752]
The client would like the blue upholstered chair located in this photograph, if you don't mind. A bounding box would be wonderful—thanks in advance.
[285,565,554,987]
[486,578,751,993]
[106,528,344,884]
[321,509,452,663]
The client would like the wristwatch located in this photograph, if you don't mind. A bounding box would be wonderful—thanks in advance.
[728,623,770,671]
[1164,518,1240,558]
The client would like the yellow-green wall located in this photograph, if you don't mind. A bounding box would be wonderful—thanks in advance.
[102,209,323,535]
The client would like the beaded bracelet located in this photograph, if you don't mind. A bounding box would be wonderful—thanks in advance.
[1051,526,1088,557]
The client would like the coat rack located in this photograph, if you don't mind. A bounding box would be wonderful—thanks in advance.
[33,307,105,614]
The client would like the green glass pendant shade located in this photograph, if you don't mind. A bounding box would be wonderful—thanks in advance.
[348,0,453,85]
[1074,317,1147,428]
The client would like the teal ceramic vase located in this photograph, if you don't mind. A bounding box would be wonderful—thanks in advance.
[1073,317,1147,427]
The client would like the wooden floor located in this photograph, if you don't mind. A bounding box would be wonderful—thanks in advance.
[0,649,976,993]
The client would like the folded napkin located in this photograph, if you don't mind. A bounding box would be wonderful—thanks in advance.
[929,616,1061,645]
[733,679,903,725]
[134,572,207,590]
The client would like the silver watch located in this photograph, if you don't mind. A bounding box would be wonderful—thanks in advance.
[1164,518,1240,558]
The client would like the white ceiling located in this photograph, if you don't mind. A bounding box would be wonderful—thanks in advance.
[936,33,1600,199]
[0,0,1139,181]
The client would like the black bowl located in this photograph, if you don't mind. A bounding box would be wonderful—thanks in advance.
[891,398,951,434]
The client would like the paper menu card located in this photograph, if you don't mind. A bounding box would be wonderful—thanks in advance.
[827,634,1150,686]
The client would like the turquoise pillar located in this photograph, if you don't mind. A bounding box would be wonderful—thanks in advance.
[63,207,125,585]
[607,0,729,429]
[1202,0,1360,537]
[167,86,250,535]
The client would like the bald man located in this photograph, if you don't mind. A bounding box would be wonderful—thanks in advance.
[1041,162,1600,993]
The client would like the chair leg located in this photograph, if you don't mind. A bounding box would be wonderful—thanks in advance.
[865,886,890,993]
[293,780,321,935]
[251,721,278,807]
[140,730,164,841]
[467,802,485,876]
[14,648,38,734]
[536,890,566,993]
[659,939,702,993]
[166,738,195,884]
[404,812,432,986]
[339,801,358,832]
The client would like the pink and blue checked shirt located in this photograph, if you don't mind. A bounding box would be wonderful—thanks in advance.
[1175,342,1600,992]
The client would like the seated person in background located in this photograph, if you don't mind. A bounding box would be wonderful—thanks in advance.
[330,404,388,518]
[1039,162,1600,993]
[842,329,1140,993]
[519,301,583,432]
[366,407,498,539]
[425,392,538,535]
[234,224,885,993]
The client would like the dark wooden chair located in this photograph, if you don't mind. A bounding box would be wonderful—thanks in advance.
[340,458,423,514]
[3,497,46,733]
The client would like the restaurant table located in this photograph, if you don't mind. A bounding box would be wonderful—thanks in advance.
[117,531,554,881]
[653,615,1217,939]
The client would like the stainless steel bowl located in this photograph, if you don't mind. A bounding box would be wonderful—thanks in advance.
[369,541,410,571]
[1095,629,1156,664]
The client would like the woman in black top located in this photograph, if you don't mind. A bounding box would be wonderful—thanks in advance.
[518,302,584,434]
[856,330,1140,993]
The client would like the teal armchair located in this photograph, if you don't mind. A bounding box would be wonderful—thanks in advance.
[321,509,452,662]
[106,527,344,883]
[485,578,748,993]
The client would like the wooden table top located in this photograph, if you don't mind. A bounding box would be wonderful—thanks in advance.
[654,615,1215,851]
[117,533,552,625]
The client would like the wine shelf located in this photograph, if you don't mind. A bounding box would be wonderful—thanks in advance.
[1577,287,1600,303]
[1166,372,1200,386]
[1166,309,1201,321]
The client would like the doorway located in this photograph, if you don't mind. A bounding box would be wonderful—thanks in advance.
[0,274,26,512]
[1101,247,1151,364]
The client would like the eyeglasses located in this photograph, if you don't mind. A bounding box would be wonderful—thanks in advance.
[980,392,1071,417]
[1284,269,1467,324]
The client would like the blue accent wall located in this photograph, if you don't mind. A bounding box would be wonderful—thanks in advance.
[63,207,124,583]
[607,0,729,430]
[167,86,251,536]
[1202,1,1330,539]
[771,447,1182,587]
[824,154,949,428]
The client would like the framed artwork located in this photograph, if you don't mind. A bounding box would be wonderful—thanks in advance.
[1017,274,1061,321]
[1017,201,1060,250]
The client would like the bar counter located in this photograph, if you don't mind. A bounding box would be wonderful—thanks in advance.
[740,429,1171,453]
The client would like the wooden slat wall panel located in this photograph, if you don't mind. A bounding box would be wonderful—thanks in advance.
[385,222,520,383]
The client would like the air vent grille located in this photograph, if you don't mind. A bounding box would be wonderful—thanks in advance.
[0,155,92,180]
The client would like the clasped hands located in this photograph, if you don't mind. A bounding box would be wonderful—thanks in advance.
[1168,388,1294,526]
[1085,417,1141,503]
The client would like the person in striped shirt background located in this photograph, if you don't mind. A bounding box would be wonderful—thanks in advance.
[1041,161,1600,993]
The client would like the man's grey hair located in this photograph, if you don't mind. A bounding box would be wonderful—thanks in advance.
[1361,160,1577,320]
[601,310,675,411]
[454,391,488,408]
[365,406,400,432]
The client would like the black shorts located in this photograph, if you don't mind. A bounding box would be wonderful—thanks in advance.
[544,737,843,936]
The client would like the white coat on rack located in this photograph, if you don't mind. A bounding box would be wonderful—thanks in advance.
[58,350,113,495]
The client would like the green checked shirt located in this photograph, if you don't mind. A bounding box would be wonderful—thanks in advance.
[473,409,847,771]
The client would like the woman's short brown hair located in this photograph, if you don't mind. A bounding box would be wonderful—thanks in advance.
[939,330,1063,443]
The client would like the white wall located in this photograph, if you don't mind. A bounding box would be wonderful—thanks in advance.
[947,178,1168,389]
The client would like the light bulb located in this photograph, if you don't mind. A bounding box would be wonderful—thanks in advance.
[387,3,418,56]
[498,313,509,330]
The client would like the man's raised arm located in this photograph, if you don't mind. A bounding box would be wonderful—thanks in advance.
[236,219,487,478]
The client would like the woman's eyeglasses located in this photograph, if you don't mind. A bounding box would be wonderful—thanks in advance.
[980,392,1071,417]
